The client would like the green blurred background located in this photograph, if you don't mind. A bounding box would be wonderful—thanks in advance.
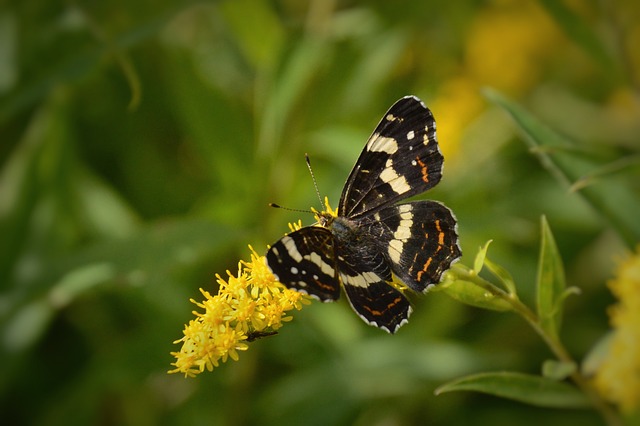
[1,0,638,425]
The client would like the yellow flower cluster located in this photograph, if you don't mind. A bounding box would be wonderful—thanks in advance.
[594,246,640,413]
[169,247,310,377]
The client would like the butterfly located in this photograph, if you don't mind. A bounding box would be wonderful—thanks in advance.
[266,96,461,333]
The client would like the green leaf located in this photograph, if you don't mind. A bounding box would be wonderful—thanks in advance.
[2,300,54,353]
[473,240,493,274]
[0,13,18,92]
[570,155,640,192]
[542,359,577,381]
[484,256,517,296]
[220,0,285,70]
[49,263,117,308]
[536,215,566,339]
[485,88,640,249]
[538,0,615,69]
[582,332,614,377]
[0,220,238,352]
[437,278,512,312]
[435,371,590,409]
[257,37,331,157]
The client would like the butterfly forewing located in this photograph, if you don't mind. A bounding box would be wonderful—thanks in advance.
[339,96,443,218]
[265,227,340,301]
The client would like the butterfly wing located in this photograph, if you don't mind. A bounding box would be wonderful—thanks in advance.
[266,224,411,332]
[342,281,412,334]
[363,200,461,293]
[331,234,412,333]
[266,96,459,333]
[339,96,443,218]
[265,227,341,301]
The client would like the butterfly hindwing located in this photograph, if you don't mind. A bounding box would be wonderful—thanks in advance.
[265,227,341,301]
[340,96,443,218]
[363,200,461,293]
[342,281,412,333]
[333,240,412,333]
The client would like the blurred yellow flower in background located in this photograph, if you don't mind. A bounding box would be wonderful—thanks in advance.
[465,0,563,96]
[594,246,640,414]
[430,0,566,163]
[430,77,484,161]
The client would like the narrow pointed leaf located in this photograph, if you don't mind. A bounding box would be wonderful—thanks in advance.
[485,88,640,248]
[436,371,590,409]
[538,0,614,69]
[536,216,566,338]
[473,240,493,274]
[484,257,517,296]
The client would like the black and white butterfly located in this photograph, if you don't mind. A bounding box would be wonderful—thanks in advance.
[266,96,461,333]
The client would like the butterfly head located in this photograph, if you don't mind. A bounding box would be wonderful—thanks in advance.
[311,196,338,228]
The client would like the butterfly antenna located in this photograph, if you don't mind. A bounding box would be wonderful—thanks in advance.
[268,203,313,215]
[268,153,323,215]
[305,153,324,208]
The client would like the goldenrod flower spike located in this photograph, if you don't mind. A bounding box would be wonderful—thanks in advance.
[169,246,310,377]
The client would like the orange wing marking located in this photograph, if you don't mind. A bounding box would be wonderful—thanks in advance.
[415,157,430,183]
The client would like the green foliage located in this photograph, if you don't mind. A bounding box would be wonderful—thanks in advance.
[437,241,514,312]
[1,1,638,425]
[536,215,567,340]
[436,371,589,409]
[438,271,514,312]
[438,228,621,423]
[484,88,640,248]
[538,0,615,69]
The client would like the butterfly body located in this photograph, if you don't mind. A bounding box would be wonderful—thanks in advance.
[266,96,461,333]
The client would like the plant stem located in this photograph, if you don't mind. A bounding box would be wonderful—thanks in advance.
[456,267,623,426]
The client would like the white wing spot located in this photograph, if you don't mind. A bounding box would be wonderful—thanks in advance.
[407,130,415,140]
[395,221,413,239]
[340,271,382,288]
[423,130,431,145]
[282,236,303,262]
[306,252,335,277]
[368,135,398,154]
[380,166,411,195]
[388,206,414,264]
[290,266,299,275]
[388,239,404,264]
